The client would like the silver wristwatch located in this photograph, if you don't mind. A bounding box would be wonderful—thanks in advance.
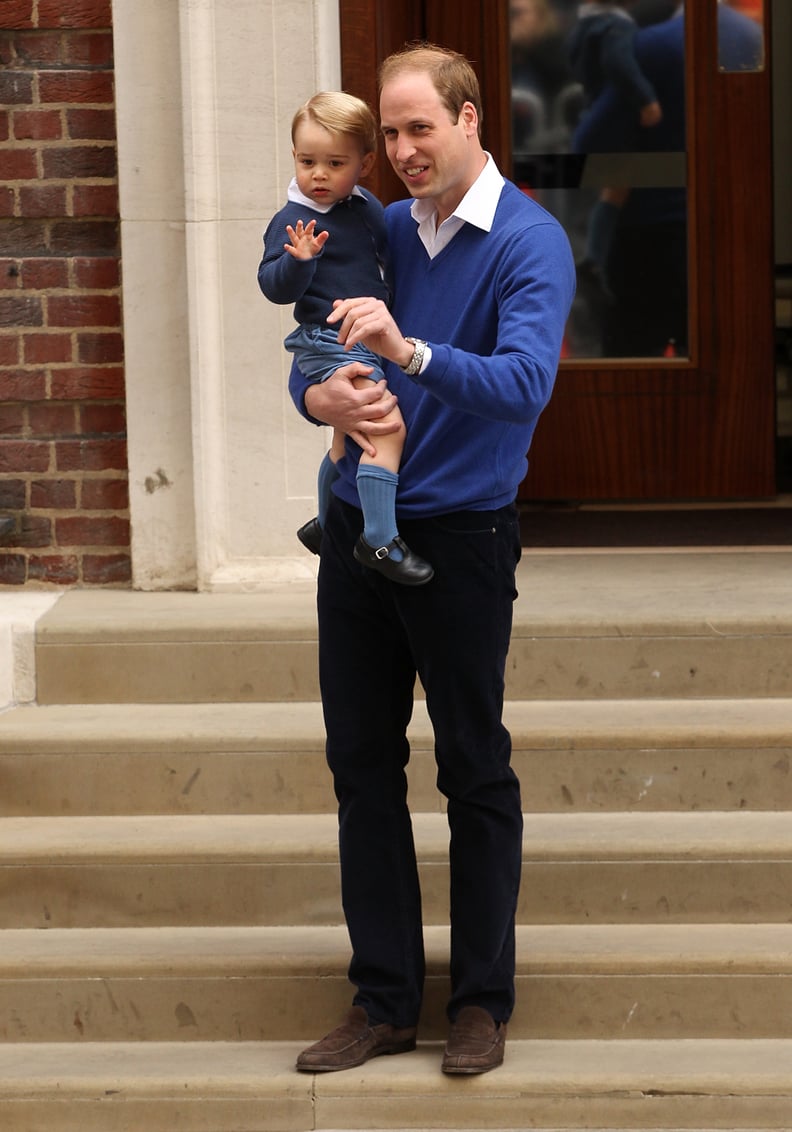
[401,337,427,376]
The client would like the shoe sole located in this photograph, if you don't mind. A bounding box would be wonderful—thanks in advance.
[296,1037,417,1073]
[441,1059,503,1075]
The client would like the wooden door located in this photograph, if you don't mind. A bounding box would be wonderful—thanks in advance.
[339,0,776,501]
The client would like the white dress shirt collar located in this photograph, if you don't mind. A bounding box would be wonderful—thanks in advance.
[286,177,365,215]
[410,153,505,257]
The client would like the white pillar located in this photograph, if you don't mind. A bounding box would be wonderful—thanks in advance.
[114,0,341,590]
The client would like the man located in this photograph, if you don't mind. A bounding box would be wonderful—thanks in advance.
[289,43,575,1076]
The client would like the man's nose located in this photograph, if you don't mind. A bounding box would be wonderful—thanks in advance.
[395,136,415,162]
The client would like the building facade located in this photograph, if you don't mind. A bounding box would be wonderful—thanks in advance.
[2,0,339,592]
[1,1,788,593]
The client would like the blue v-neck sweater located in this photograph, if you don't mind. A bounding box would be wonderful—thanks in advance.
[289,179,575,518]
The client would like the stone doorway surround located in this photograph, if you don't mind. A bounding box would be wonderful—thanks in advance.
[113,0,340,590]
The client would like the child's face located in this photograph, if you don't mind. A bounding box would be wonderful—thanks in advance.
[292,119,374,208]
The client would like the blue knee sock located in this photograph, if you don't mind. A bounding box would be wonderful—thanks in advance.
[356,465,402,559]
[317,452,340,528]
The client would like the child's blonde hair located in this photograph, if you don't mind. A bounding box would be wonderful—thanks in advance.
[291,91,378,156]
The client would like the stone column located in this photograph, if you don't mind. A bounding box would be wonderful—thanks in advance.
[114,0,340,590]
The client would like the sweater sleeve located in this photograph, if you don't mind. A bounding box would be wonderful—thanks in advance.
[406,217,575,425]
[257,213,320,306]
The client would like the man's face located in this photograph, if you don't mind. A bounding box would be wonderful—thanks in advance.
[379,71,480,224]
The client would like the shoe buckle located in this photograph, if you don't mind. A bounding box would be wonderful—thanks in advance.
[374,545,390,560]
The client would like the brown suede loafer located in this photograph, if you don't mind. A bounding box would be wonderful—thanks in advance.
[296,1006,417,1073]
[441,1005,506,1075]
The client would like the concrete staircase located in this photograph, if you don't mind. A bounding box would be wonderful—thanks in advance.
[1,550,792,1131]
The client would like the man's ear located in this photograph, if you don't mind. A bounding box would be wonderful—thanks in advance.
[359,151,376,178]
[460,101,479,137]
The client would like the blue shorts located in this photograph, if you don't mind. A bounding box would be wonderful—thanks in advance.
[285,323,385,384]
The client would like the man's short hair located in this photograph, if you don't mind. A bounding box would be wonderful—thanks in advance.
[378,43,483,138]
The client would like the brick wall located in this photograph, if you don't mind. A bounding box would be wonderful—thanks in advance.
[0,0,129,587]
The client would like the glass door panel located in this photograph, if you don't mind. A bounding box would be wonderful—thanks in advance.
[510,0,688,360]
[718,0,764,70]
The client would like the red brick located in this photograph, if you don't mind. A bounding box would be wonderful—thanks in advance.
[0,147,38,178]
[66,106,115,140]
[0,369,46,399]
[64,31,113,68]
[13,109,62,140]
[0,554,27,585]
[14,514,52,547]
[28,553,80,584]
[0,404,25,435]
[56,513,128,546]
[79,403,125,435]
[19,183,67,218]
[0,109,8,141]
[0,480,25,510]
[42,145,117,180]
[2,218,50,256]
[29,402,77,437]
[77,331,122,363]
[0,336,21,365]
[72,183,118,218]
[38,71,114,105]
[0,439,50,473]
[49,293,120,328]
[21,258,69,289]
[23,332,72,364]
[37,0,113,29]
[51,220,118,257]
[31,478,77,509]
[0,70,34,104]
[50,365,123,399]
[55,437,126,472]
[73,257,119,289]
[0,2,34,30]
[0,261,21,289]
[12,29,63,66]
[0,293,43,327]
[0,185,15,217]
[81,477,128,510]
[82,552,131,585]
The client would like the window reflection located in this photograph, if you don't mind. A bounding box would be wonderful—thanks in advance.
[718,0,764,72]
[511,0,686,360]
[510,1,767,359]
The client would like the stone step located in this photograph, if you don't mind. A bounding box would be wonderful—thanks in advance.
[0,1039,790,1130]
[32,552,792,704]
[3,811,792,928]
[2,923,792,1042]
[2,698,791,816]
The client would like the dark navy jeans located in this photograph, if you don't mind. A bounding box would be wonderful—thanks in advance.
[317,496,523,1029]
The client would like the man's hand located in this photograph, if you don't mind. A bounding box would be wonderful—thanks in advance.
[327,297,414,369]
[304,362,400,456]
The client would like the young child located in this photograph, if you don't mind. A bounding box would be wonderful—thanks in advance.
[257,91,432,586]
[568,0,662,124]
[568,1,663,281]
